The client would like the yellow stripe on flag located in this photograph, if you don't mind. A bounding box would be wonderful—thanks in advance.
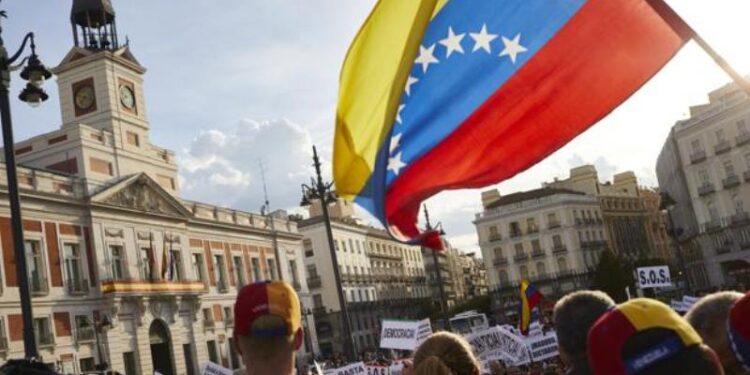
[334,0,441,200]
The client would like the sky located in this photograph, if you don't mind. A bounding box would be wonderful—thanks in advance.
[3,1,750,256]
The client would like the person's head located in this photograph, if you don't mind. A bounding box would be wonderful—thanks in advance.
[685,291,746,375]
[553,290,615,370]
[233,281,304,375]
[727,291,750,374]
[412,332,480,375]
[587,298,724,375]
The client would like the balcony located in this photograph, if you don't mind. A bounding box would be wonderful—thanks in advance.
[698,183,715,196]
[100,280,205,296]
[488,234,502,242]
[737,132,750,147]
[527,226,539,235]
[509,230,522,238]
[76,327,95,343]
[307,275,321,288]
[204,320,215,331]
[66,278,90,296]
[547,221,561,229]
[574,218,584,226]
[690,150,707,164]
[29,276,48,297]
[493,257,508,266]
[714,140,731,155]
[723,174,741,189]
[552,245,567,254]
[531,250,545,259]
[704,219,723,233]
[36,332,54,348]
[225,316,234,327]
[731,212,750,226]
[513,253,529,262]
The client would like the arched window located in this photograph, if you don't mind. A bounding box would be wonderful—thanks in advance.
[557,257,568,273]
[536,262,546,277]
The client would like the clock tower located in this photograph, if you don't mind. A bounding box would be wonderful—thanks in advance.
[14,0,179,193]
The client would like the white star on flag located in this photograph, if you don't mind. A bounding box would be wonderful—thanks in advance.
[470,24,497,53]
[388,152,407,175]
[415,44,439,73]
[396,104,405,124]
[404,76,418,96]
[499,33,528,64]
[390,133,402,153]
[439,27,465,58]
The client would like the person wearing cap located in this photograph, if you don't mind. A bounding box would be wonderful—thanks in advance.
[587,298,725,375]
[727,291,750,374]
[685,291,748,375]
[233,281,304,375]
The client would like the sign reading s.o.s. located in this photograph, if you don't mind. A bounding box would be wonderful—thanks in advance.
[636,266,671,288]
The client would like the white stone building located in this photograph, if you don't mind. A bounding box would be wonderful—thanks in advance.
[0,2,313,374]
[656,80,750,290]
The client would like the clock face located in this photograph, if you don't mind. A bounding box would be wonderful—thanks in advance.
[119,85,135,109]
[74,85,95,111]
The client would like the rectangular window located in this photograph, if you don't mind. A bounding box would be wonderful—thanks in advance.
[531,240,541,253]
[698,170,710,185]
[514,243,524,256]
[139,247,152,280]
[123,352,138,375]
[691,139,702,152]
[126,131,140,146]
[233,256,245,286]
[251,258,261,282]
[170,250,182,281]
[25,240,47,294]
[306,264,318,278]
[79,358,95,373]
[267,258,277,280]
[303,239,314,257]
[75,315,93,342]
[313,294,323,308]
[724,161,736,177]
[288,259,299,286]
[63,243,84,292]
[109,245,125,280]
[223,307,233,324]
[89,157,113,176]
[191,253,204,282]
[182,345,195,375]
[213,255,227,289]
[33,317,53,347]
[553,235,563,247]
[207,340,219,364]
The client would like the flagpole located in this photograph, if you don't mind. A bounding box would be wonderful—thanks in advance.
[647,0,750,96]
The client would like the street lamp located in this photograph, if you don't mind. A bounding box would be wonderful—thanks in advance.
[0,7,52,361]
[300,145,355,362]
[79,315,113,373]
[659,192,691,294]
[423,205,448,315]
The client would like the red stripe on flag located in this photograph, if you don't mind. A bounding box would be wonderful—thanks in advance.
[384,0,688,239]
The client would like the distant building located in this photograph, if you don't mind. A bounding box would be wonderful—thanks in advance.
[656,81,750,290]
[458,252,488,299]
[298,199,429,357]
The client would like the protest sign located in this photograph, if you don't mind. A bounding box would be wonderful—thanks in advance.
[525,332,559,362]
[201,362,233,375]
[416,318,432,346]
[636,266,672,288]
[366,365,389,375]
[465,326,529,364]
[671,299,687,312]
[682,295,700,309]
[324,362,367,375]
[380,320,421,350]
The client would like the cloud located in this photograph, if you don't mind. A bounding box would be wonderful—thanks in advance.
[179,119,314,212]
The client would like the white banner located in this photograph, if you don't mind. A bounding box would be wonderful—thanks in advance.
[366,365,389,375]
[388,362,404,375]
[324,362,367,375]
[525,333,559,361]
[417,318,432,345]
[201,362,234,375]
[465,326,530,364]
[671,299,687,312]
[380,320,422,350]
[636,266,672,288]
[682,295,700,309]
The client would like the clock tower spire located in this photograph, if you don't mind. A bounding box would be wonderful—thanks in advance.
[71,0,120,50]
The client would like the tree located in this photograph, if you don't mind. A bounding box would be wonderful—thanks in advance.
[592,250,633,302]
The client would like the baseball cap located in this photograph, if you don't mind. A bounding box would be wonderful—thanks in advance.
[234,281,301,338]
[587,298,702,375]
[728,291,750,371]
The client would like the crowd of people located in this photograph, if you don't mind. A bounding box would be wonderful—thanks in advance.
[231,280,750,375]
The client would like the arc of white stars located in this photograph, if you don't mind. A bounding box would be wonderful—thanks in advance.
[415,44,439,73]
[388,152,407,175]
[439,27,465,58]
[396,104,405,124]
[390,133,402,153]
[499,33,528,64]
[404,76,418,96]
[470,24,497,53]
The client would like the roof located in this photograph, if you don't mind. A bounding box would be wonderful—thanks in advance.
[485,187,585,209]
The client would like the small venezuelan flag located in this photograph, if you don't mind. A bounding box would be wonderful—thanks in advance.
[520,279,543,336]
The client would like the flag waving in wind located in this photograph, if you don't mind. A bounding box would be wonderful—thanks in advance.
[520,279,543,336]
[334,0,692,248]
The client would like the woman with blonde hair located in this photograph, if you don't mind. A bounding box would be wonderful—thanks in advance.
[410,332,481,375]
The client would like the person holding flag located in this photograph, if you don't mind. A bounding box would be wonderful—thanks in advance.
[519,279,543,336]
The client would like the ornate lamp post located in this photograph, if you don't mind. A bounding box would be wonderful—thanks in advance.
[0,4,52,361]
[300,145,355,362]
[659,192,691,294]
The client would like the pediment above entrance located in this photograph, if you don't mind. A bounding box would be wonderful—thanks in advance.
[90,173,191,218]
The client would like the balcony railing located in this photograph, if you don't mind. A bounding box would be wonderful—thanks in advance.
[698,183,715,196]
[527,226,539,235]
[509,230,522,238]
[703,219,723,233]
[36,332,54,348]
[552,245,567,254]
[731,212,750,226]
[547,221,561,229]
[307,275,321,288]
[723,174,741,189]
[488,234,502,242]
[76,327,95,343]
[66,278,90,296]
[737,132,750,147]
[493,257,508,266]
[29,276,48,297]
[690,150,707,164]
[204,320,215,331]
[714,140,731,155]
[513,253,528,262]
[531,250,545,259]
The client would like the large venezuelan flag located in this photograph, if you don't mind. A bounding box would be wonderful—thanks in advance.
[334,0,692,248]
[520,279,543,336]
